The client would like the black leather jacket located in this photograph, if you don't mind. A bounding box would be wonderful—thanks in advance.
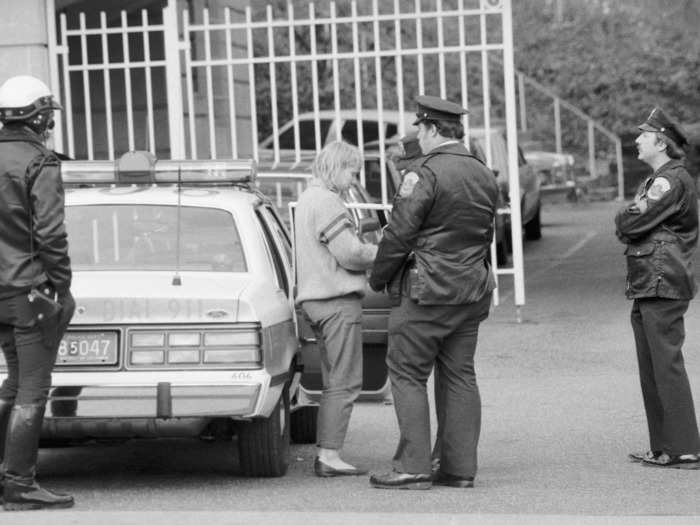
[615,159,698,300]
[370,142,498,305]
[0,124,72,299]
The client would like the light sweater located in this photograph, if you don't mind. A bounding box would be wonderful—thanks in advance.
[294,179,377,304]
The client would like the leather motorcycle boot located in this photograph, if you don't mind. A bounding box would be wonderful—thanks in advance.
[2,404,74,511]
[0,397,15,503]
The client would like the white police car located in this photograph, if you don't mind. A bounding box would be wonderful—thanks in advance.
[17,152,315,477]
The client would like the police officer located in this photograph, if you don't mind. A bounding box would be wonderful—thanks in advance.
[616,107,700,469]
[368,95,499,489]
[0,75,75,509]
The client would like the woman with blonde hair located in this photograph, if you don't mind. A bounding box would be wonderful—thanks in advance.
[294,141,377,477]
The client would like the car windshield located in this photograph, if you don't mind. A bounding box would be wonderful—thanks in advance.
[65,204,247,272]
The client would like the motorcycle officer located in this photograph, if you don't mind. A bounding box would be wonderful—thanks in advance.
[0,75,75,510]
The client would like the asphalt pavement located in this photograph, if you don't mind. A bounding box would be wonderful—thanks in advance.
[6,199,700,524]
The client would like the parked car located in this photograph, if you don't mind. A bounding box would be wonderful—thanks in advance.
[258,110,414,155]
[0,152,320,477]
[523,150,576,188]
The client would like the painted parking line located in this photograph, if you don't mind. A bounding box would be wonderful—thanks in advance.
[498,230,597,303]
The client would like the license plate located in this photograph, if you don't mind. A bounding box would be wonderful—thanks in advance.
[56,332,118,366]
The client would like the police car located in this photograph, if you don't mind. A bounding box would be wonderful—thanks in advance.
[4,151,317,477]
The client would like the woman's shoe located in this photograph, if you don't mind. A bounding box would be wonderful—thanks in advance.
[314,457,367,477]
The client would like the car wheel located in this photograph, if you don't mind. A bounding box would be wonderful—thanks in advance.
[290,405,318,444]
[237,386,290,477]
[524,204,542,240]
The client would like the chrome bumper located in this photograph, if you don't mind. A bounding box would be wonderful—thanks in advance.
[32,369,281,419]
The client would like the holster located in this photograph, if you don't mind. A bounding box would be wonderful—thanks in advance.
[387,254,416,306]
[27,283,61,323]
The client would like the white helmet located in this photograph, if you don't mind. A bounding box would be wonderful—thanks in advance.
[0,75,62,124]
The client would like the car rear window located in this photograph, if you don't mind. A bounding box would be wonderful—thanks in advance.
[65,205,247,272]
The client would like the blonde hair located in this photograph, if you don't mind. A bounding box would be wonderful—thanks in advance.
[312,141,361,191]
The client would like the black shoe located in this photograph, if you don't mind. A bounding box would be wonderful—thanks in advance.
[369,471,432,490]
[641,453,700,470]
[430,457,440,478]
[3,481,74,511]
[313,457,367,477]
[433,471,474,488]
[628,450,662,462]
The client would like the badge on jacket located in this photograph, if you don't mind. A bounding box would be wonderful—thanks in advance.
[399,172,419,198]
[647,177,671,200]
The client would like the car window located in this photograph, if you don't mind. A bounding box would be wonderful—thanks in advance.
[363,158,398,204]
[256,208,290,296]
[341,120,381,146]
[278,119,332,150]
[65,204,246,272]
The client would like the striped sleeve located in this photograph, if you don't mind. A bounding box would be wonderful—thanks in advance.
[319,212,354,244]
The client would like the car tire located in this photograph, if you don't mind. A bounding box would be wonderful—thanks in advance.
[237,386,290,477]
[290,405,318,444]
[524,204,542,240]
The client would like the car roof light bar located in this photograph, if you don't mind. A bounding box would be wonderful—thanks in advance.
[61,151,256,185]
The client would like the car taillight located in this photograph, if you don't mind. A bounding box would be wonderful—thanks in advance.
[127,327,261,368]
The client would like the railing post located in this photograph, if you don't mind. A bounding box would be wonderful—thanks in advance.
[164,0,185,158]
[518,72,527,132]
[616,138,624,200]
[587,119,596,179]
[554,97,562,154]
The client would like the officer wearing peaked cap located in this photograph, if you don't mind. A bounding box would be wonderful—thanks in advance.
[368,95,499,489]
[615,107,700,469]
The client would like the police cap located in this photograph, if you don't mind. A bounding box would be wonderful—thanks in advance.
[638,107,688,147]
[413,95,468,126]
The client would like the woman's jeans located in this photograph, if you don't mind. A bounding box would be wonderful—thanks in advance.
[301,295,363,450]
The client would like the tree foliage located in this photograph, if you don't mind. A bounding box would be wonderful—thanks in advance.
[513,0,700,136]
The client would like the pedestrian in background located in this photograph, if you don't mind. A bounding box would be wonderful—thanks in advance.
[368,95,499,489]
[0,75,75,510]
[294,140,378,477]
[615,107,700,469]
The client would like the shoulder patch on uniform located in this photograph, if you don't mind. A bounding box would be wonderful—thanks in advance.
[647,177,671,200]
[398,172,420,198]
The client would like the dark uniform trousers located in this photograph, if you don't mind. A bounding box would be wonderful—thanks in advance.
[631,297,700,455]
[387,293,491,477]
[0,289,75,406]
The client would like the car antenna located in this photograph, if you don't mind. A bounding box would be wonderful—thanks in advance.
[172,165,182,286]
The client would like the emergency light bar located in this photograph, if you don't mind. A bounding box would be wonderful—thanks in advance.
[61,151,257,185]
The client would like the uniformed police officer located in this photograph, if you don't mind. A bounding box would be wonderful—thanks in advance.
[615,107,700,469]
[0,75,75,509]
[368,95,499,489]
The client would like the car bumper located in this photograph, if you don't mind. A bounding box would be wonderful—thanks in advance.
[0,369,285,420]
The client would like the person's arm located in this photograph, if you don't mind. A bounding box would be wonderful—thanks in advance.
[369,168,434,291]
[316,199,377,271]
[614,176,684,242]
[326,226,377,271]
[29,155,72,295]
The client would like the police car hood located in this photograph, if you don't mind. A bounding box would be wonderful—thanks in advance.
[70,271,255,324]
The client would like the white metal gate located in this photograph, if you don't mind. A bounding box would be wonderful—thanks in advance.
[48,0,525,311]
